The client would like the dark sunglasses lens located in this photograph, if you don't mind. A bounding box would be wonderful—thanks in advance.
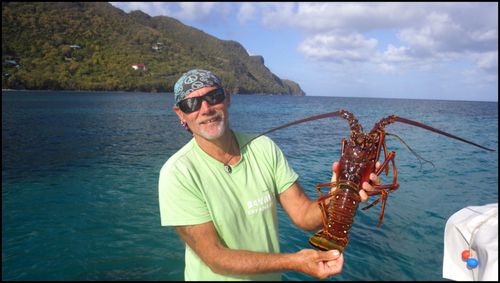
[206,89,225,104]
[179,97,200,113]
[178,89,225,113]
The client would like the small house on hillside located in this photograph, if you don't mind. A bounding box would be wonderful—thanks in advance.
[5,59,18,66]
[131,63,146,71]
[152,42,164,51]
[4,59,20,68]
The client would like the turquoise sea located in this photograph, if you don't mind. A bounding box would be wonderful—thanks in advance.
[2,90,498,281]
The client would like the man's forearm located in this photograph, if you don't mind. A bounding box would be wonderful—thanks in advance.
[299,195,335,232]
[204,244,342,279]
[176,223,343,279]
[177,224,299,275]
[205,245,298,276]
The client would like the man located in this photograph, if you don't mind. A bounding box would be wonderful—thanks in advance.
[158,69,380,280]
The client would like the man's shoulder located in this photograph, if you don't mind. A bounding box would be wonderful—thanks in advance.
[160,138,196,174]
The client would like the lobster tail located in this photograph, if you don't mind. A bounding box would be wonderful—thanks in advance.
[393,116,495,152]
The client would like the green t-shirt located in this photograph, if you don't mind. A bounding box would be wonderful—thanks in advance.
[158,131,299,281]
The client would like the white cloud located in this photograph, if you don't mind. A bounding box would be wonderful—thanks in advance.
[399,12,458,54]
[260,3,297,28]
[298,32,377,62]
[378,63,397,74]
[175,2,219,21]
[382,45,412,63]
[237,3,256,23]
[398,11,497,55]
[262,3,423,32]
[256,2,497,76]
[474,51,498,74]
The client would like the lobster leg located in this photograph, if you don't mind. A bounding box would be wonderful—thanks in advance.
[382,138,391,176]
[374,132,391,176]
[361,150,400,226]
[315,182,334,197]
[314,182,337,231]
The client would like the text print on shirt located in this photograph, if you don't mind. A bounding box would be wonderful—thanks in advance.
[246,192,272,215]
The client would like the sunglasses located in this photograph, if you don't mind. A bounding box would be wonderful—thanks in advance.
[177,88,226,113]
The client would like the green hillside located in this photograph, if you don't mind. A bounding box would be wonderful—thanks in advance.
[2,2,305,95]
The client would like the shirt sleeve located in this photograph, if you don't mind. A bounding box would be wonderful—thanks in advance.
[158,161,212,226]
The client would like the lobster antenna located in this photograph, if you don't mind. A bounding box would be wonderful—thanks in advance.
[241,111,344,148]
[394,117,495,152]
[386,133,435,169]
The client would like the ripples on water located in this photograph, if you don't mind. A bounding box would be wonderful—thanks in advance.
[2,91,498,280]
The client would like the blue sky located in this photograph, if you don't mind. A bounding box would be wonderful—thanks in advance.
[109,2,498,102]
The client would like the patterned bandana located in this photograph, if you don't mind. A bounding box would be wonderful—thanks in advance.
[173,69,222,105]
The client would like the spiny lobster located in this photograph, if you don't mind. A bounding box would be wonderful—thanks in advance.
[248,109,495,252]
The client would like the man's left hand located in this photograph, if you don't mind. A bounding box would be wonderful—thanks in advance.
[331,161,381,202]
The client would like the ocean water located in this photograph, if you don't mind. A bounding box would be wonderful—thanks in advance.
[2,90,498,281]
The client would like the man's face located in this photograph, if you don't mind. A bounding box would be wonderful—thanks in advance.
[174,86,230,141]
